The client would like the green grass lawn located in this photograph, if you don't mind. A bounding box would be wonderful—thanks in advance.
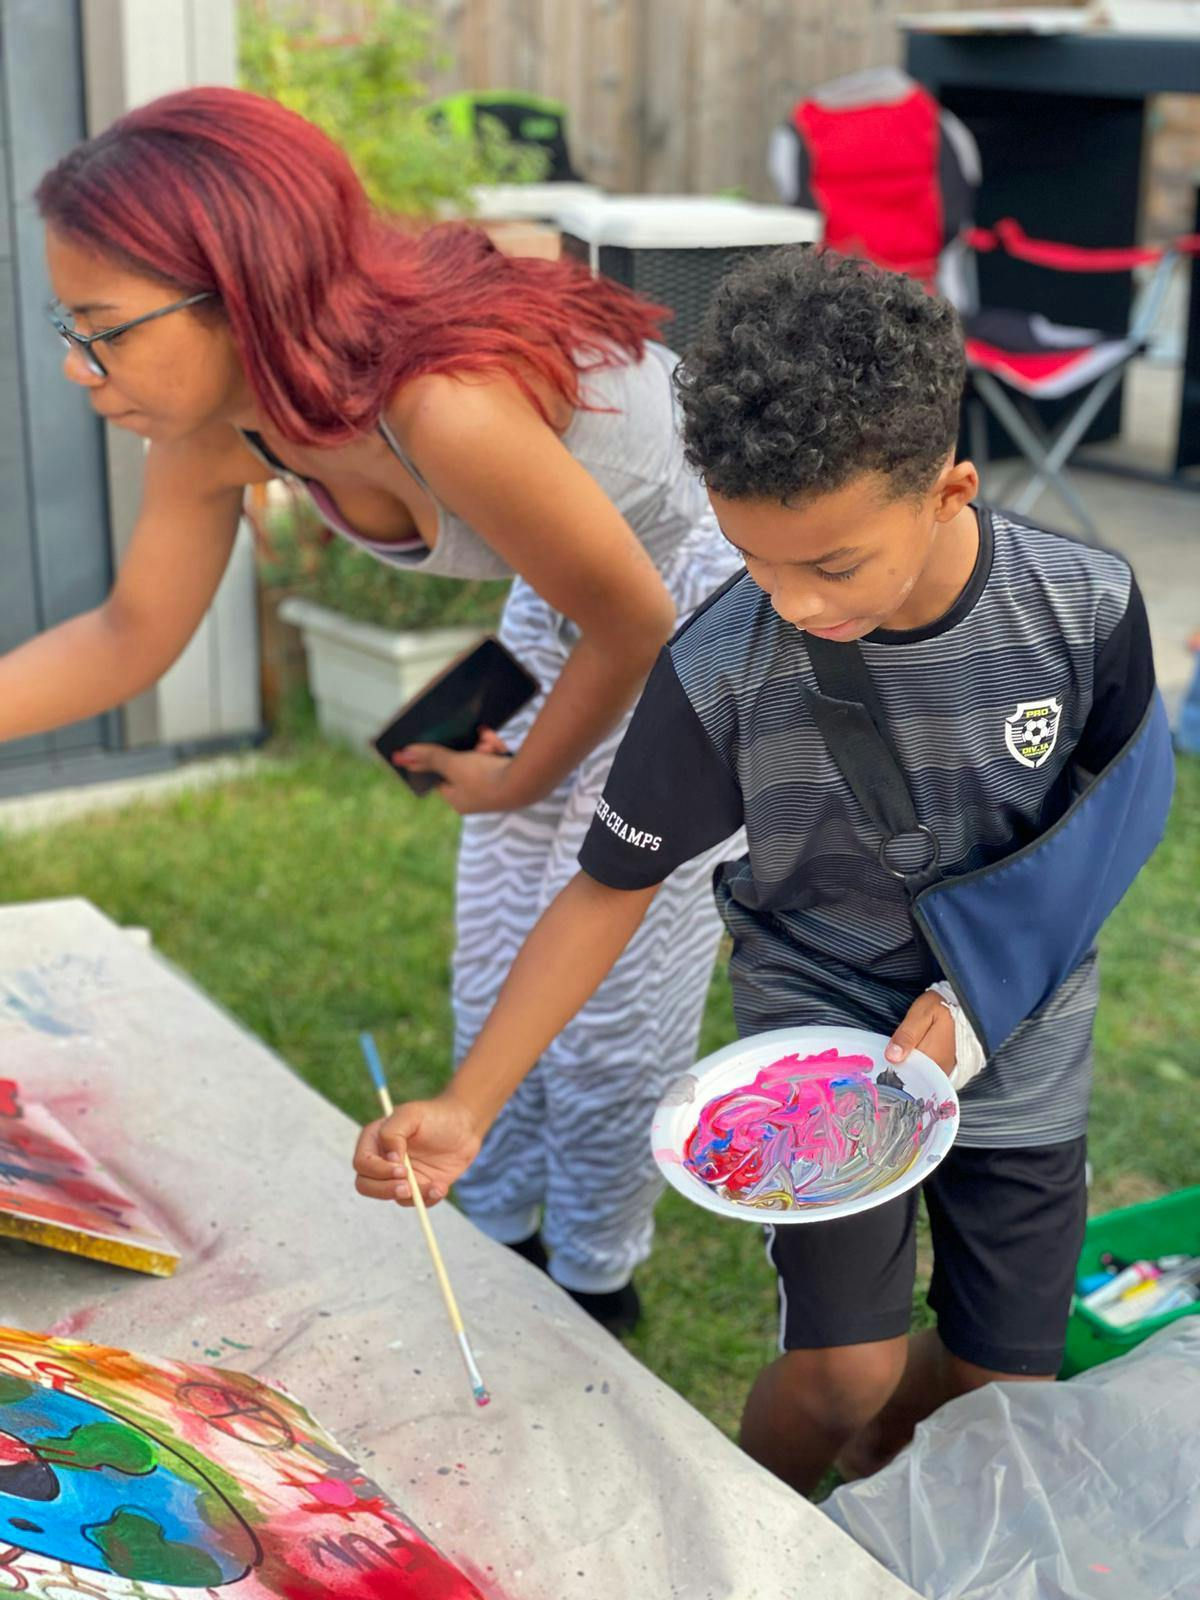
[1,727,1196,1441]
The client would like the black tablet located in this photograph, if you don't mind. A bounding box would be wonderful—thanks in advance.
[371,635,540,797]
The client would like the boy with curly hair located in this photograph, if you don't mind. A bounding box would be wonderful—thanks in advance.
[355,248,1158,1493]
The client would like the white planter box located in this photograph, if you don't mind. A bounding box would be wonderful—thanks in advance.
[278,598,484,754]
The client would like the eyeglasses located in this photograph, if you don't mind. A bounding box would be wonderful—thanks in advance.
[45,291,215,378]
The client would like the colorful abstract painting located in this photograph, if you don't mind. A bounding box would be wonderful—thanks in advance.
[682,1048,949,1210]
[653,1027,959,1224]
[0,1081,178,1276]
[0,1329,485,1599]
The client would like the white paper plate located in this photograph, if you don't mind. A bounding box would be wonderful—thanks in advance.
[651,1026,959,1225]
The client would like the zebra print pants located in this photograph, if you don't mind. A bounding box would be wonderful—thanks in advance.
[451,521,742,1292]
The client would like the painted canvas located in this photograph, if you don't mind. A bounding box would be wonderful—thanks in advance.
[0,1329,486,1599]
[0,1082,179,1276]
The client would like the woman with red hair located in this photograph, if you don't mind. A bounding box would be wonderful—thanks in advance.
[15,88,738,1332]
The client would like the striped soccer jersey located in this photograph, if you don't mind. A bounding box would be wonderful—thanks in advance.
[578,507,1156,1146]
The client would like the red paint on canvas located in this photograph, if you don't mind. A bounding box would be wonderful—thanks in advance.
[0,1085,179,1272]
[0,1327,493,1598]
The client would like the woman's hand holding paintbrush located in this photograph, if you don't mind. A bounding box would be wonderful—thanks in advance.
[353,1092,482,1206]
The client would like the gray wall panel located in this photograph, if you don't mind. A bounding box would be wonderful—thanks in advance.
[0,0,113,767]
[0,262,40,655]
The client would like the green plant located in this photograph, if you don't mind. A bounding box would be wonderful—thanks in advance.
[238,1,546,216]
[257,498,507,631]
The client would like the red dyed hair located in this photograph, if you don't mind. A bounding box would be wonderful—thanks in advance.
[36,87,668,446]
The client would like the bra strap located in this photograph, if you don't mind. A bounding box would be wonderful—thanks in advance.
[377,417,433,494]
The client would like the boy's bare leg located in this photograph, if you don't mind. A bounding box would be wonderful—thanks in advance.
[833,1328,943,1480]
[836,1328,1052,1481]
[739,1338,908,1497]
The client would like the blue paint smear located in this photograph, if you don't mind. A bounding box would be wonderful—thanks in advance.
[4,994,75,1037]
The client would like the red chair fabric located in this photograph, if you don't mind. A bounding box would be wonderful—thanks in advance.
[793,86,945,281]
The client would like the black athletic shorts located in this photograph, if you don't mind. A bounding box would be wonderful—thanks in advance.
[766,1137,1088,1376]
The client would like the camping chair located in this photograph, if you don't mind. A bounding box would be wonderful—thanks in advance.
[428,90,583,183]
[960,222,1194,535]
[770,68,1200,536]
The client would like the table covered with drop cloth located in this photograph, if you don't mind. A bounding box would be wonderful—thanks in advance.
[0,898,916,1600]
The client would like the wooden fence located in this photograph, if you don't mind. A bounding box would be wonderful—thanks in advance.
[258,0,1033,198]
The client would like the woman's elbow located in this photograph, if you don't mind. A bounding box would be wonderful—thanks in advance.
[578,586,675,676]
[98,599,192,696]
[625,591,677,666]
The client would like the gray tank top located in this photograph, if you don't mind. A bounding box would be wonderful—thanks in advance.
[238,342,710,581]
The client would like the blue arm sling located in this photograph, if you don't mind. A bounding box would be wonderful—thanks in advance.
[804,635,1174,1057]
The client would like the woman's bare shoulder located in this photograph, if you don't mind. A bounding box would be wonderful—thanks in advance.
[388,367,568,452]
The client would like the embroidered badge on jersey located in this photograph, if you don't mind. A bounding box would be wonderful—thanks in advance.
[1004,697,1063,769]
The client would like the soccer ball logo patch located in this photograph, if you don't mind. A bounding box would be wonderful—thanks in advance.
[1004,697,1063,769]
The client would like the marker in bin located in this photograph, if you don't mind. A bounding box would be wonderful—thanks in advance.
[1086,1256,1200,1329]
[1076,1254,1188,1300]
[1082,1260,1171,1308]
[1096,1281,1199,1329]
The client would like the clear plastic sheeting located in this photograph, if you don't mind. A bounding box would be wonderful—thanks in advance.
[824,1317,1200,1600]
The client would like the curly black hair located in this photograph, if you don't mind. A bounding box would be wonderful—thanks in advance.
[675,246,965,502]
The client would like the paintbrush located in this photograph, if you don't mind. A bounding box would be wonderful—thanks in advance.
[358,1031,490,1408]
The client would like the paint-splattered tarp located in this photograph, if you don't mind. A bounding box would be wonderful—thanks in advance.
[0,898,916,1600]
[0,1328,481,1598]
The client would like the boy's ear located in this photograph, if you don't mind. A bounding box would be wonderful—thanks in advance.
[933,457,979,521]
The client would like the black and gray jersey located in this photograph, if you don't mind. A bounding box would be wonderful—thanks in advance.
[579,507,1154,1147]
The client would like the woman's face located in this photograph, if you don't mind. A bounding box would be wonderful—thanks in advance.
[45,227,250,442]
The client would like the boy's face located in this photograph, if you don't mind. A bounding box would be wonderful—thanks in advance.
[709,463,978,642]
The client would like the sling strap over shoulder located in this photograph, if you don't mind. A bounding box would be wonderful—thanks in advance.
[803,634,940,887]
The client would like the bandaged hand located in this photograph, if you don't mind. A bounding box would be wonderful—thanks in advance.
[889,979,992,1094]
[884,982,987,1092]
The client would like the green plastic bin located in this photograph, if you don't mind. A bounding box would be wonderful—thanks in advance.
[1061,1186,1200,1378]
